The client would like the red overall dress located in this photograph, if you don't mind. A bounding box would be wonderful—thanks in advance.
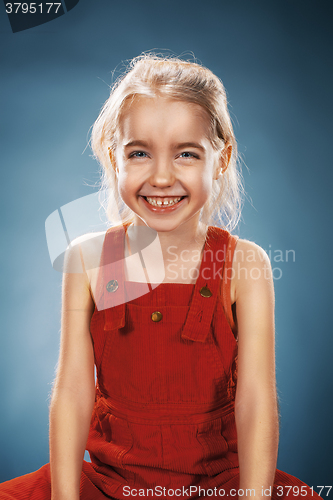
[0,225,323,499]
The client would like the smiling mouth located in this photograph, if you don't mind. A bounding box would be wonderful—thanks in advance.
[142,196,186,207]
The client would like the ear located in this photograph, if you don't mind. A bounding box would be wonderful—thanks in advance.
[214,143,232,180]
[108,147,119,175]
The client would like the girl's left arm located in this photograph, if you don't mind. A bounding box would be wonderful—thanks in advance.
[233,239,279,500]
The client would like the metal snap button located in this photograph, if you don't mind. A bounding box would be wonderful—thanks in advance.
[106,279,119,293]
[199,286,212,298]
[151,311,163,322]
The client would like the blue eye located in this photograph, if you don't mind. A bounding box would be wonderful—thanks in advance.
[130,151,148,158]
[179,152,198,159]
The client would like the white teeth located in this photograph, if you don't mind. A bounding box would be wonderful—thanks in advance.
[145,197,182,207]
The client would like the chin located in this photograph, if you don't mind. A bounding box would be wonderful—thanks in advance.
[145,217,197,234]
[133,216,176,231]
[146,222,179,233]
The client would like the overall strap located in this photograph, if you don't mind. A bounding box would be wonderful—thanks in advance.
[221,234,239,338]
[181,226,230,343]
[94,224,128,331]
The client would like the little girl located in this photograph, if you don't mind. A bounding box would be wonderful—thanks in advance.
[0,55,323,500]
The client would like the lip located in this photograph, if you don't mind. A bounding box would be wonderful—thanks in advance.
[139,195,187,213]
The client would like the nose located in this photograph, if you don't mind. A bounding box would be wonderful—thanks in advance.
[149,156,175,188]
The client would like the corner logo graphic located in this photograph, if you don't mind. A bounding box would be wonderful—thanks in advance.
[3,0,80,33]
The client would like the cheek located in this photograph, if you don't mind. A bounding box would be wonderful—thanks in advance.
[116,171,130,203]
[117,170,142,209]
[198,170,214,198]
[117,167,131,188]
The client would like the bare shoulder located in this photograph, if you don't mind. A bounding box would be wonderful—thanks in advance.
[64,230,106,268]
[233,238,271,267]
[230,238,273,304]
[63,231,107,306]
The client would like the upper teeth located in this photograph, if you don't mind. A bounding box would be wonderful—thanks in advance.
[146,197,182,206]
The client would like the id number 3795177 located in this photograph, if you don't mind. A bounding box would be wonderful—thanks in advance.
[5,3,62,14]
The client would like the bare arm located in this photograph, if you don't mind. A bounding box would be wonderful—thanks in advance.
[49,243,96,500]
[232,240,279,500]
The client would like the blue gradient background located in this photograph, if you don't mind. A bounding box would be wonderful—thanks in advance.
[1,0,332,488]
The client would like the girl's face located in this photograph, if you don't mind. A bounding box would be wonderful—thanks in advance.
[114,96,223,234]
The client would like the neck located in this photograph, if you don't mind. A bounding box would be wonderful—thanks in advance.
[127,216,209,255]
[157,222,208,255]
[124,218,210,284]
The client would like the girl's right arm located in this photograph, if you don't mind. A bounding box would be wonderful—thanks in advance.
[49,243,96,500]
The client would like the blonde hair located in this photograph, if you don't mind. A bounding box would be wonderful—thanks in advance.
[91,53,244,231]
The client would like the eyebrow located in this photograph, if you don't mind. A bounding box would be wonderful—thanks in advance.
[175,142,205,152]
[124,140,149,148]
[124,140,205,152]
